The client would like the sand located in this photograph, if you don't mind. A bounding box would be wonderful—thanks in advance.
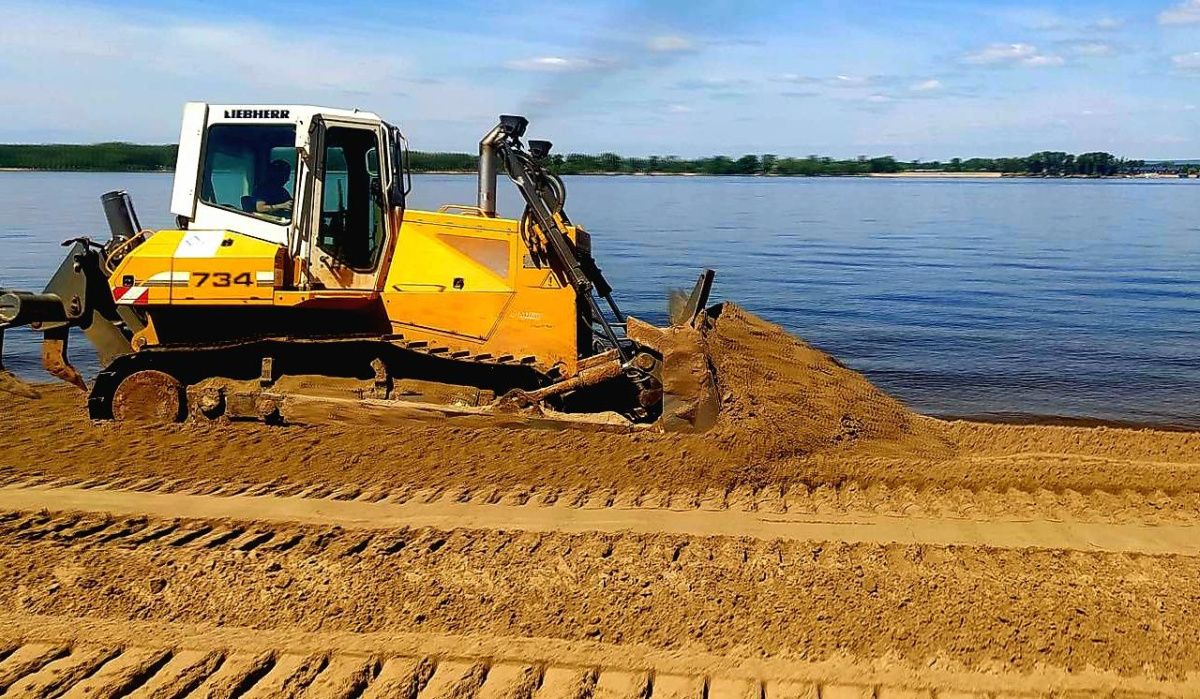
[1,510,1198,677]
[0,303,1198,694]
[3,303,1195,496]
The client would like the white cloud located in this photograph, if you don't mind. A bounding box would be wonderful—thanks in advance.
[964,43,1036,63]
[963,43,1063,68]
[865,94,894,103]
[1018,10,1126,33]
[646,35,696,53]
[0,1,509,144]
[1172,51,1200,73]
[831,74,874,87]
[1030,17,1066,31]
[168,24,406,92]
[775,73,817,84]
[1160,0,1200,25]
[910,79,943,92]
[0,6,407,94]
[667,104,692,113]
[1069,42,1115,57]
[676,77,753,91]
[505,56,616,72]
[1024,54,1066,67]
[1090,16,1124,31]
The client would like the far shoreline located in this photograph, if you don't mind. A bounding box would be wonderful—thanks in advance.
[1,168,1191,180]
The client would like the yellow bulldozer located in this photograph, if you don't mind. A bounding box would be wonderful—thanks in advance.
[0,103,718,432]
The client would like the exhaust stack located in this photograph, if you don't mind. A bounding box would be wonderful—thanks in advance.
[100,190,141,243]
[476,115,530,217]
[477,125,503,217]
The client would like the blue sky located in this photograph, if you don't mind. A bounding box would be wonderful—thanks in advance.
[2,0,1200,159]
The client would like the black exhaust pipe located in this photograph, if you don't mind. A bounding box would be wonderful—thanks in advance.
[100,190,141,243]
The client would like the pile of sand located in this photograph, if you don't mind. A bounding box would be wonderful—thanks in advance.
[702,303,948,460]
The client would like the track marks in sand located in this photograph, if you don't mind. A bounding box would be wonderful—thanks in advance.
[0,618,1192,698]
[58,647,172,699]
[2,511,1200,677]
[0,643,70,692]
[123,649,224,699]
[5,467,1200,527]
[4,644,120,697]
[1,482,1198,555]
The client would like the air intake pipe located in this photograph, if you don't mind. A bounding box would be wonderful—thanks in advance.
[477,115,529,217]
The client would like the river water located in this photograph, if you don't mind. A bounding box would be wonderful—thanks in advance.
[2,171,1198,426]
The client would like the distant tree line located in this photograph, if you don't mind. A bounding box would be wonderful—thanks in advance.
[0,143,179,171]
[408,151,477,172]
[925,151,1146,177]
[536,151,1148,176]
[0,143,1155,177]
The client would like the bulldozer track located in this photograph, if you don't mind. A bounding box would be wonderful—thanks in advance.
[84,331,555,421]
[0,481,1196,555]
[0,615,1192,698]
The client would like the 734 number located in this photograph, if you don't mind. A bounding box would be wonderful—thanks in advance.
[193,272,253,287]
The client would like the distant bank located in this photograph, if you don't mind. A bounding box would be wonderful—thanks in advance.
[869,171,1003,178]
[0,143,1190,177]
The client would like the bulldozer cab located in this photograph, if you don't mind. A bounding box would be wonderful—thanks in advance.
[172,102,407,292]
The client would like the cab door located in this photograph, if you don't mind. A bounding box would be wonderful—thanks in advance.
[303,118,396,290]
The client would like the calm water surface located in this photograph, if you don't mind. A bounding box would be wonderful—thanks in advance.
[2,171,1198,426]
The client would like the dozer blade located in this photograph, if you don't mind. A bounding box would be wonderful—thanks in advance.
[623,269,721,433]
[627,317,719,433]
[660,322,719,432]
[663,269,719,432]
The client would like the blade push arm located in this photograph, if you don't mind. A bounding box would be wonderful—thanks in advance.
[492,118,629,360]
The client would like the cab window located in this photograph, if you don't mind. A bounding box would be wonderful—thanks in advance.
[317,126,386,270]
[201,124,297,224]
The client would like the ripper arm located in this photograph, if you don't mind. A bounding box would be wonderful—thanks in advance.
[0,239,137,390]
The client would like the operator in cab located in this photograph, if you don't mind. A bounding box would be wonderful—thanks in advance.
[254,159,293,219]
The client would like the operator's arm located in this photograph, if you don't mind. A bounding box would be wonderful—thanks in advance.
[256,199,292,215]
